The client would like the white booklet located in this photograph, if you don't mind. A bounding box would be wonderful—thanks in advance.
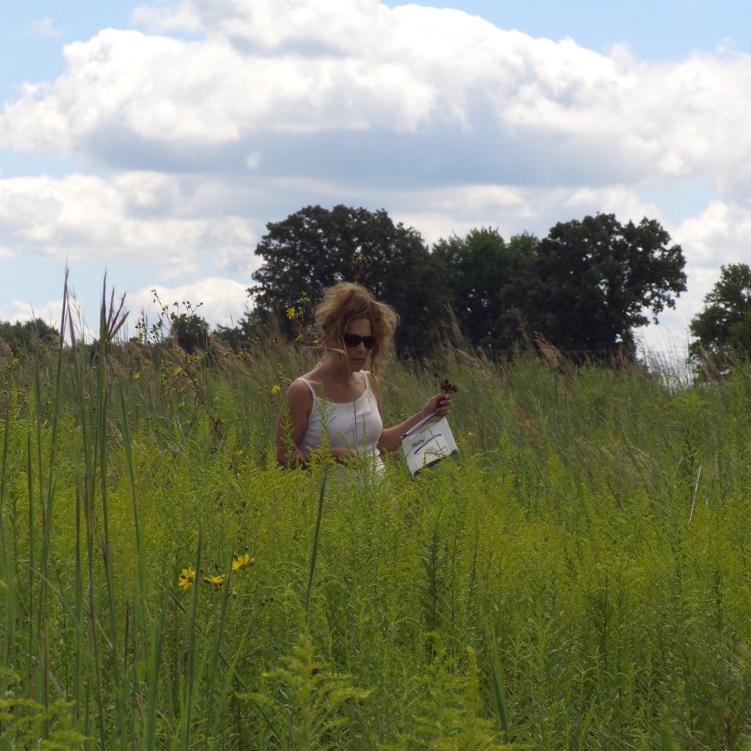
[401,411,458,476]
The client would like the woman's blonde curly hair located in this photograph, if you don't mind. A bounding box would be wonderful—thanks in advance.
[315,282,398,374]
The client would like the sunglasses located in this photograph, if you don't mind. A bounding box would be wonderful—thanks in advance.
[342,333,377,350]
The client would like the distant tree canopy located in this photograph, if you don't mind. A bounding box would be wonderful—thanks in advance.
[690,263,751,364]
[526,214,687,360]
[170,312,209,354]
[250,204,447,357]
[0,318,59,355]
[436,215,686,360]
[214,314,258,351]
[432,228,536,351]
[246,206,686,363]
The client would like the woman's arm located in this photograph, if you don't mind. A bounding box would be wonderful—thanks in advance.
[275,379,314,467]
[370,374,453,454]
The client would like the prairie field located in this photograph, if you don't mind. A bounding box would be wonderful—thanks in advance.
[2,324,751,750]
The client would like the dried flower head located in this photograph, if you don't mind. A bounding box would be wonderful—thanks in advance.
[440,378,459,394]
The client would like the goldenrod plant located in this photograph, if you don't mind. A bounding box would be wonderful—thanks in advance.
[380,637,516,750]
[239,592,370,750]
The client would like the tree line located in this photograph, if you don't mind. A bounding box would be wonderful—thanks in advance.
[235,205,689,363]
[240,204,751,367]
[1,205,749,367]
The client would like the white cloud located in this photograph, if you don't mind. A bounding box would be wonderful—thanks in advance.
[388,183,664,244]
[671,200,751,315]
[29,17,63,40]
[0,173,256,276]
[244,152,261,169]
[673,201,736,266]
[127,276,251,328]
[0,0,748,194]
[0,298,64,326]
[0,279,248,337]
[133,0,394,54]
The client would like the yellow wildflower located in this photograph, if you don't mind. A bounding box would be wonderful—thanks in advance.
[232,553,255,572]
[286,306,297,321]
[133,371,142,381]
[203,574,226,589]
[271,384,281,395]
[178,567,196,592]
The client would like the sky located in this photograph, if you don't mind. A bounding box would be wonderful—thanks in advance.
[1,0,751,357]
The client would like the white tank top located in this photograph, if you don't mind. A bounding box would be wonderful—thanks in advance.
[298,371,385,475]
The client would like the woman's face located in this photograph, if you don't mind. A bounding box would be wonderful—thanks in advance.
[341,317,374,372]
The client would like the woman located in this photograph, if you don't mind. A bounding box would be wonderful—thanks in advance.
[275,282,452,473]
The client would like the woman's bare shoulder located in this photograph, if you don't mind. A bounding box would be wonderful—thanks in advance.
[287,376,315,404]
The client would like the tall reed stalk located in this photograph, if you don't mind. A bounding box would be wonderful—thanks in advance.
[0,387,15,685]
[65,278,129,748]
[305,466,329,614]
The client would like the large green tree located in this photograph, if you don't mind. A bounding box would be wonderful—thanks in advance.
[250,205,448,357]
[689,263,751,364]
[432,228,537,351]
[527,214,686,360]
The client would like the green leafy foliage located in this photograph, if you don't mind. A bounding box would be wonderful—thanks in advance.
[527,213,686,361]
[432,229,537,352]
[249,208,686,363]
[381,638,515,751]
[171,312,210,354]
[0,318,59,355]
[690,263,751,366]
[250,204,449,357]
[0,669,87,749]
[239,593,370,750]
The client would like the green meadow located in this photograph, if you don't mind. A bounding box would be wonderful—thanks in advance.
[2,309,751,749]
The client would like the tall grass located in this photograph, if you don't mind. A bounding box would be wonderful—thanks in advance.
[2,294,751,748]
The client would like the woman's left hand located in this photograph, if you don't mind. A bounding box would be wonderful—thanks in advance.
[422,392,453,419]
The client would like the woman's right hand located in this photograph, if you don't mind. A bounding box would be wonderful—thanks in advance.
[421,392,453,419]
